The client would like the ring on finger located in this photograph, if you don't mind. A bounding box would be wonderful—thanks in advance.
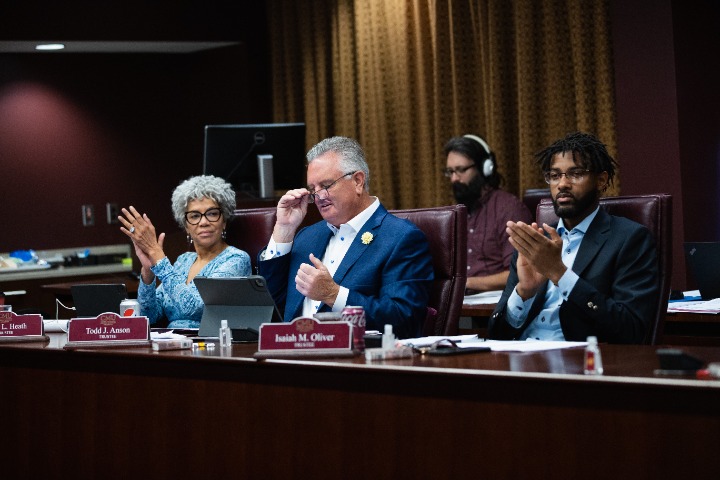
[129,226,135,234]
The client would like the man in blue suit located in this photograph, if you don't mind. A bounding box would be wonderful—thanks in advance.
[488,132,659,344]
[259,136,433,339]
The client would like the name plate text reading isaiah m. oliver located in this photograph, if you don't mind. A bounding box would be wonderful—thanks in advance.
[0,311,46,343]
[64,312,151,349]
[254,317,354,359]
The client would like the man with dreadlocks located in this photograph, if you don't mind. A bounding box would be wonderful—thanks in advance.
[488,132,659,343]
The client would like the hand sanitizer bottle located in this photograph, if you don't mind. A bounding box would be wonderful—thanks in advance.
[584,336,604,375]
[382,324,396,351]
[219,319,232,348]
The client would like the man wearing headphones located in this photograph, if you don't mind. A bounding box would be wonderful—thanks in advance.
[443,134,532,292]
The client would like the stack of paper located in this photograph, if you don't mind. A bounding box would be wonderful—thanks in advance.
[463,290,503,305]
[667,297,720,314]
[399,335,587,352]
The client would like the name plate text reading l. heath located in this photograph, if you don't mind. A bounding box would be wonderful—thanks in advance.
[0,311,46,343]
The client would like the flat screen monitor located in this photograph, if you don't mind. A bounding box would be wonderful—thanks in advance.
[203,123,306,198]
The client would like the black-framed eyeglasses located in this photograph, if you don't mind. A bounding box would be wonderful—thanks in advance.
[442,165,476,178]
[185,208,222,225]
[544,169,591,185]
[307,172,355,204]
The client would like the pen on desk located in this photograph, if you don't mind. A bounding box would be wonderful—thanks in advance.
[192,342,215,349]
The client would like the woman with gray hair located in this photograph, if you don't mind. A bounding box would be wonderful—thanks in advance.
[119,175,250,327]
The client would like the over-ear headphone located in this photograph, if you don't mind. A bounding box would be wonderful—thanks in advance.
[464,134,495,178]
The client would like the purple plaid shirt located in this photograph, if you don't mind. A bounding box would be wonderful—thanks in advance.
[466,188,532,278]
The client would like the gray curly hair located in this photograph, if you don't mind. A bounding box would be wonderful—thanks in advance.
[171,175,236,227]
[306,136,371,191]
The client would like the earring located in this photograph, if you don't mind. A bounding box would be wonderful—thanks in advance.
[187,235,193,245]
[222,230,227,240]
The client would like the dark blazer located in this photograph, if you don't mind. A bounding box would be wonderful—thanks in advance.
[488,209,659,344]
[259,204,434,339]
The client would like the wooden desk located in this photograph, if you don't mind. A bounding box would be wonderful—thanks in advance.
[663,311,720,345]
[460,303,495,336]
[462,303,720,346]
[461,303,495,317]
[2,335,719,479]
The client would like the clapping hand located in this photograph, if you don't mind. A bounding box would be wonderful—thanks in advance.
[506,221,565,299]
[119,206,166,283]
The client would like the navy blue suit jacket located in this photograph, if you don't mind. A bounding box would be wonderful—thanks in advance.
[259,204,434,339]
[488,209,659,344]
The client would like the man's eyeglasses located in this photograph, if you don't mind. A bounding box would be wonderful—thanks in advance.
[544,169,591,185]
[185,208,222,225]
[307,172,355,204]
[442,165,476,178]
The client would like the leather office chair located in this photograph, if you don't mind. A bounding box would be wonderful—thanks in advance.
[523,188,551,219]
[391,205,468,336]
[226,207,278,273]
[536,194,672,345]
[227,206,324,273]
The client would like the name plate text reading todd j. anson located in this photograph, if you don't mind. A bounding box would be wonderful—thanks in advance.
[65,312,150,349]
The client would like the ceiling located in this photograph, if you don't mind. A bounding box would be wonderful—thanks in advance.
[0,41,242,54]
[0,1,262,54]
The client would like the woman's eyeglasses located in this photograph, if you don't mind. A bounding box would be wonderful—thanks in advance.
[185,208,222,225]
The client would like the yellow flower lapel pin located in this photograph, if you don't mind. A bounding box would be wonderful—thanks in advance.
[361,232,374,245]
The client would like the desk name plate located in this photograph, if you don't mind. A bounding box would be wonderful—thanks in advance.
[64,312,151,349]
[0,311,47,342]
[254,317,355,358]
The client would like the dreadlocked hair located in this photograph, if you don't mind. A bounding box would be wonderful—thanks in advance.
[534,131,619,186]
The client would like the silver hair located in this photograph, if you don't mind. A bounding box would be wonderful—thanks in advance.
[306,136,371,191]
[171,175,236,227]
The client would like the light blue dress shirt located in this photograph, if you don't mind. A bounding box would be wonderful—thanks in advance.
[506,207,600,340]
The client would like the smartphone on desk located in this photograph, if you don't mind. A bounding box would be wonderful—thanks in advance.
[427,345,490,356]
